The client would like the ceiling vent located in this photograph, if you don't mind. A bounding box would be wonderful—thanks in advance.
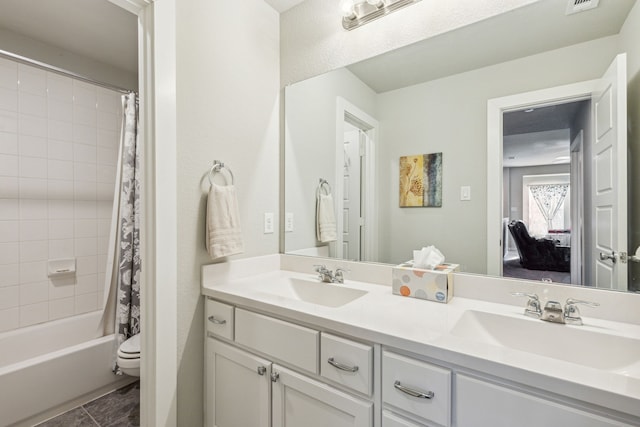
[566,0,600,15]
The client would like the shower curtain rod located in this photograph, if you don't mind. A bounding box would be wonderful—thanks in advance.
[0,49,135,95]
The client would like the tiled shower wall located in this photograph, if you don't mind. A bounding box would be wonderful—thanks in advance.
[0,57,121,332]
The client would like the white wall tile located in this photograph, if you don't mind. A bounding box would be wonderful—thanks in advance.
[0,285,19,309]
[74,181,97,200]
[19,114,47,138]
[97,129,119,149]
[73,81,97,107]
[19,92,46,117]
[48,99,73,123]
[48,119,73,141]
[49,277,75,300]
[74,219,96,238]
[49,239,74,259]
[73,124,97,146]
[0,131,18,155]
[0,263,19,286]
[48,200,74,219]
[0,199,19,220]
[19,301,48,327]
[19,240,48,262]
[97,218,111,237]
[0,221,19,242]
[97,236,109,256]
[74,200,97,218]
[97,147,118,166]
[75,237,97,256]
[96,164,116,183]
[48,159,74,180]
[48,140,73,161]
[76,255,97,276]
[0,59,18,90]
[20,178,48,199]
[18,65,47,96]
[47,179,74,199]
[97,111,119,131]
[75,292,97,314]
[19,156,47,178]
[0,307,19,332]
[0,177,19,198]
[19,220,48,241]
[47,73,73,102]
[19,260,47,284]
[19,199,47,220]
[97,254,107,274]
[0,110,18,133]
[74,162,96,182]
[97,183,114,201]
[73,143,96,163]
[49,219,74,240]
[49,297,74,320]
[97,88,120,113]
[0,242,19,265]
[74,105,97,127]
[20,281,49,305]
[0,154,18,176]
[19,135,47,158]
[76,274,97,295]
[0,87,18,111]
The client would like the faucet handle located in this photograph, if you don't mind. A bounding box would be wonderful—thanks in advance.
[563,298,599,326]
[313,264,328,272]
[334,268,350,283]
[511,292,541,318]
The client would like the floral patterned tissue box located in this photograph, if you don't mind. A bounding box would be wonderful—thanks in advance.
[391,262,459,303]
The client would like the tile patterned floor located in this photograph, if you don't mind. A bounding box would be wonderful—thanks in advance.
[36,381,140,427]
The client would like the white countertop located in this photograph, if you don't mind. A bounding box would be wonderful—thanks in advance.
[201,258,640,419]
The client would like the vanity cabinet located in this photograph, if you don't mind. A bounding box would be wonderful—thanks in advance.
[455,374,634,427]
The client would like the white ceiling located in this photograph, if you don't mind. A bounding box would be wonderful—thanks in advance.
[348,0,636,93]
[0,0,138,74]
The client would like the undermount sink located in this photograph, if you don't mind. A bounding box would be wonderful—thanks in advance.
[451,310,640,375]
[254,277,367,308]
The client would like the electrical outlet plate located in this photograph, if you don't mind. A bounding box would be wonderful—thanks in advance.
[461,186,471,201]
[285,212,294,232]
[264,212,274,233]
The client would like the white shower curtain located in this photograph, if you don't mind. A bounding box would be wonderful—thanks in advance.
[101,92,141,374]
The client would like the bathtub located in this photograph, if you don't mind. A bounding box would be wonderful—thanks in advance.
[0,311,134,427]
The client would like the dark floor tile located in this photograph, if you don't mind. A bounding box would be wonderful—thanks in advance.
[83,381,140,427]
[35,407,98,427]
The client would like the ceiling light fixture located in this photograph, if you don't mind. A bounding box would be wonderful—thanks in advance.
[340,0,422,31]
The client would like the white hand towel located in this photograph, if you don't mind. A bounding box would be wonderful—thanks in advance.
[206,184,244,260]
[316,193,337,243]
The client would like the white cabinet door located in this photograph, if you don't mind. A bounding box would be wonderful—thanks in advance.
[205,338,271,427]
[272,364,373,427]
[455,374,633,427]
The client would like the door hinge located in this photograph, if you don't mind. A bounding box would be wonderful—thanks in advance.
[620,251,628,263]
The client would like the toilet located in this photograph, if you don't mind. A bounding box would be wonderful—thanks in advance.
[117,333,140,377]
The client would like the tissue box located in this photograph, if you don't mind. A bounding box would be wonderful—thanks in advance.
[392,262,459,303]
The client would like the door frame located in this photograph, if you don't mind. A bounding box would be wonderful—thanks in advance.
[486,80,596,276]
[335,97,379,262]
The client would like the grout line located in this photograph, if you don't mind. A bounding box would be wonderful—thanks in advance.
[81,406,101,427]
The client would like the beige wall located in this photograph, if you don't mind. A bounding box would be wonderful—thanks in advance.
[619,1,640,290]
[175,0,279,425]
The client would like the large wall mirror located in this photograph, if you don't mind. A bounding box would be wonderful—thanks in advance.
[284,0,639,293]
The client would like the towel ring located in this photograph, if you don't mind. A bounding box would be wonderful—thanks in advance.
[208,160,234,186]
[318,178,332,195]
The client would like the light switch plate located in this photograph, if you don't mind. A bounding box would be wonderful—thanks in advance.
[461,186,471,201]
[264,212,274,233]
[285,212,294,232]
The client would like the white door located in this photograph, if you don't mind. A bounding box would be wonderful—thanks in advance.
[570,131,584,285]
[272,364,373,427]
[343,128,362,261]
[591,53,627,290]
[205,338,271,427]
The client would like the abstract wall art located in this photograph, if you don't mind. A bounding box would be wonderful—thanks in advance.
[399,152,442,207]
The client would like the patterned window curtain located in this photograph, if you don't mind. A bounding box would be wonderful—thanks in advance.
[114,92,141,374]
[529,184,569,230]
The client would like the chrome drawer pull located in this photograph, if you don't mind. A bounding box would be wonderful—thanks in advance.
[208,316,226,325]
[394,381,434,399]
[257,366,266,376]
[328,357,359,372]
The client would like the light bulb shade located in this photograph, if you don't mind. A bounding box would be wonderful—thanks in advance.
[339,0,357,19]
[366,0,384,7]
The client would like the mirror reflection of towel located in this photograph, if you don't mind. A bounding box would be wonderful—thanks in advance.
[206,184,244,260]
[316,193,337,243]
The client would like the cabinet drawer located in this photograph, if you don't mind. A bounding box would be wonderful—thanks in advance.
[235,308,319,373]
[205,299,234,340]
[382,351,451,427]
[320,332,372,395]
[382,410,429,427]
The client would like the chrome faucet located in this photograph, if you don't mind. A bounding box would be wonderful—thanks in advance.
[512,293,599,325]
[313,265,349,284]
